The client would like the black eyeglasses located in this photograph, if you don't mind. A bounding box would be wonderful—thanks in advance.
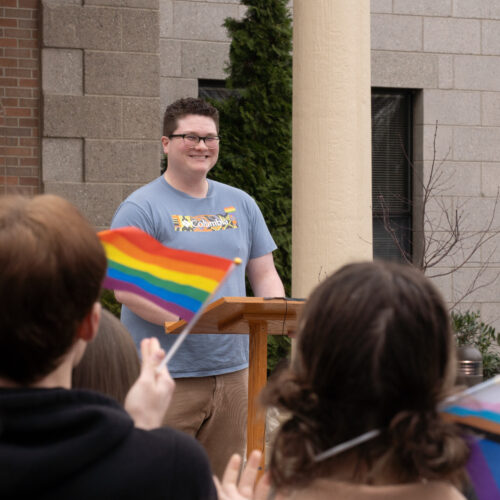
[168,134,221,149]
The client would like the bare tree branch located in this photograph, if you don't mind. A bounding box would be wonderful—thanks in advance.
[380,121,500,310]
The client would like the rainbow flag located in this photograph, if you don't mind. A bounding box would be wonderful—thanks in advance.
[466,436,500,499]
[441,376,500,499]
[441,375,500,435]
[98,226,236,322]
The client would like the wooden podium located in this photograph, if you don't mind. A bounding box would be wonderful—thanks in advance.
[164,296,304,459]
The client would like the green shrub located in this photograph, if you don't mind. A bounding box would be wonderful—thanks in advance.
[267,335,291,376]
[213,0,293,373]
[209,0,292,298]
[452,310,500,379]
[100,289,121,318]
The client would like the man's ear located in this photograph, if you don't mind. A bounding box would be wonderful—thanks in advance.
[161,136,169,155]
[76,302,102,342]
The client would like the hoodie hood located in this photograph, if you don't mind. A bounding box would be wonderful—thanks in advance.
[0,387,133,496]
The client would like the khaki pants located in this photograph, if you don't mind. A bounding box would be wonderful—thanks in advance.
[163,368,248,479]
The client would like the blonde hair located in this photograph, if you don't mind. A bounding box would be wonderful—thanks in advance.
[72,309,140,404]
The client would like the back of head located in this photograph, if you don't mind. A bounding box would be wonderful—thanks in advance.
[264,261,468,490]
[0,194,107,385]
[163,97,219,136]
[72,309,140,404]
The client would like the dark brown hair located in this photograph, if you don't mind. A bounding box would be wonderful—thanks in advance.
[0,194,107,384]
[163,97,219,136]
[72,309,140,404]
[263,261,468,490]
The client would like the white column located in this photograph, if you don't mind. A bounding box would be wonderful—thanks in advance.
[292,0,373,298]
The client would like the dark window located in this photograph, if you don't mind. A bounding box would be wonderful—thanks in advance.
[199,79,240,101]
[372,89,413,263]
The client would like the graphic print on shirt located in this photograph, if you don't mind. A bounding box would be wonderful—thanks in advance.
[172,208,238,232]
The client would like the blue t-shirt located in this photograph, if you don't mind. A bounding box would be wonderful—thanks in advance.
[111,176,277,377]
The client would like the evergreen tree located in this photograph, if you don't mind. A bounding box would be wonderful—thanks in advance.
[209,0,292,298]
[207,0,292,373]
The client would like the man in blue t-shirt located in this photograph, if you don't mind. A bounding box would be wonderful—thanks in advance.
[111,97,285,478]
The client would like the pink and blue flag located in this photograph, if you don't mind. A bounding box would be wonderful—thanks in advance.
[441,375,500,499]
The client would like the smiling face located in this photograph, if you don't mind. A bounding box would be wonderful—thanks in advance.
[161,114,219,181]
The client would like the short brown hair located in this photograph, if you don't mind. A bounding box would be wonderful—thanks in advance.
[163,97,219,136]
[72,309,140,404]
[0,194,107,384]
[264,261,468,490]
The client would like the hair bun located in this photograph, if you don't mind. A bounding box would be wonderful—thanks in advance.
[264,370,320,416]
[388,409,469,483]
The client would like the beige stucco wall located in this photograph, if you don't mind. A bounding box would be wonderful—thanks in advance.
[291,1,373,297]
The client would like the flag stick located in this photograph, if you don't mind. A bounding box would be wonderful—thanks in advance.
[438,374,500,410]
[156,257,242,371]
[314,429,381,462]
[313,376,500,463]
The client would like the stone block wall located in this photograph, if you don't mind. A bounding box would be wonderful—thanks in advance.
[0,0,41,196]
[371,0,500,327]
[41,0,161,229]
[159,0,244,111]
[2,0,500,325]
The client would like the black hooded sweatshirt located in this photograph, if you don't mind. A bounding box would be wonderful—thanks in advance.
[0,387,217,500]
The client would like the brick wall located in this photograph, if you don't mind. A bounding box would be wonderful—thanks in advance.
[0,0,41,196]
